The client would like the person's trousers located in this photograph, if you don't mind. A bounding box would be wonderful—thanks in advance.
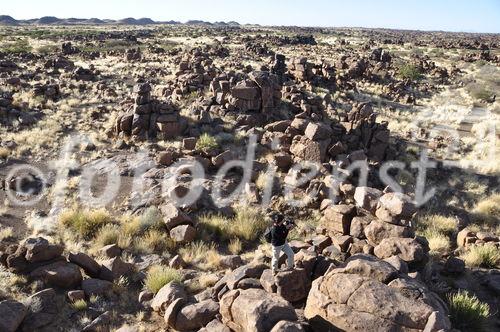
[272,242,294,272]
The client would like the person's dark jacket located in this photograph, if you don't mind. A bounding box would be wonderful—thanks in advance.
[271,223,289,246]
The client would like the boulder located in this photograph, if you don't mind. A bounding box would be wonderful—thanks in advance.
[219,255,244,269]
[304,255,450,331]
[274,268,311,302]
[220,289,298,332]
[160,203,193,229]
[82,278,114,297]
[152,282,187,313]
[375,193,416,224]
[23,237,63,263]
[100,257,134,281]
[270,321,306,332]
[20,288,57,331]
[304,122,333,141]
[354,187,383,213]
[68,252,101,277]
[29,261,82,289]
[99,244,122,258]
[170,224,197,243]
[322,204,356,235]
[364,220,413,245]
[0,300,27,332]
[374,237,426,263]
[82,311,112,332]
[171,299,220,331]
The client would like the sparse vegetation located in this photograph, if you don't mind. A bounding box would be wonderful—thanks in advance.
[71,299,88,311]
[448,290,490,332]
[144,265,183,294]
[0,39,32,53]
[59,208,113,239]
[472,193,500,226]
[195,133,219,151]
[462,245,500,268]
[398,63,422,81]
[0,147,11,159]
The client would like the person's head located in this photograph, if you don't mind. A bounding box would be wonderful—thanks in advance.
[272,213,284,225]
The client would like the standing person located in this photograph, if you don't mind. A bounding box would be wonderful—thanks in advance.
[270,213,295,274]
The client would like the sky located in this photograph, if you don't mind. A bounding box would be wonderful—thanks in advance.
[2,0,500,33]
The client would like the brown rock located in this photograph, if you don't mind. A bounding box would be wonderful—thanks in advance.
[170,224,196,243]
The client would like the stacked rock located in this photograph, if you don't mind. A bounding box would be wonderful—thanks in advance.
[289,57,314,81]
[0,90,13,118]
[271,53,287,79]
[124,48,141,62]
[228,71,282,113]
[115,83,187,140]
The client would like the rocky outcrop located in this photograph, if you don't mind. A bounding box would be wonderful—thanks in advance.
[304,254,450,331]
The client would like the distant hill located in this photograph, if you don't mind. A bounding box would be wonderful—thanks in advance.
[0,15,18,25]
[0,15,240,27]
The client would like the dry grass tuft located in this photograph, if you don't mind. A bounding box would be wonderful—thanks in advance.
[60,208,113,239]
[144,265,183,294]
[228,238,243,255]
[179,241,221,270]
[462,245,500,268]
[472,193,500,226]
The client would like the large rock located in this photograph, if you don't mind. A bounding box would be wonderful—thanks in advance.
[68,252,101,278]
[20,288,57,331]
[364,220,414,245]
[304,122,333,141]
[220,289,298,332]
[304,255,450,331]
[270,321,306,332]
[29,261,82,289]
[290,136,329,163]
[375,193,416,224]
[23,237,63,263]
[81,278,114,297]
[322,204,357,235]
[374,237,426,263]
[170,299,220,331]
[160,203,193,230]
[169,224,196,243]
[354,187,383,213]
[264,268,311,302]
[0,300,27,332]
[152,282,187,313]
[99,257,135,281]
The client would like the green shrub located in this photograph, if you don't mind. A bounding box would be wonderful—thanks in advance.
[0,39,32,54]
[398,64,422,81]
[59,209,113,239]
[448,290,490,331]
[462,245,500,268]
[195,133,219,151]
[144,265,183,294]
[199,207,267,242]
[71,299,88,311]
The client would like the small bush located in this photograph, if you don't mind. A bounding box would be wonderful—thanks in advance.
[0,39,32,54]
[60,209,113,239]
[71,299,88,311]
[462,245,500,268]
[398,64,422,81]
[144,265,183,294]
[138,230,173,253]
[0,147,11,159]
[195,133,219,151]
[416,214,457,236]
[229,238,242,255]
[228,207,268,241]
[94,224,120,247]
[179,241,221,270]
[424,229,450,257]
[199,207,267,242]
[472,193,500,226]
[448,290,490,331]
[0,227,13,241]
[467,83,495,102]
[121,207,163,237]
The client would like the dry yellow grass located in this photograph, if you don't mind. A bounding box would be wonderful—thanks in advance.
[60,208,113,239]
[228,238,243,255]
[179,241,221,270]
[462,245,500,268]
[472,193,500,226]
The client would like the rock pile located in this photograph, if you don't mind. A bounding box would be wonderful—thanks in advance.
[61,42,79,55]
[124,47,142,61]
[32,82,60,100]
[115,83,187,140]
